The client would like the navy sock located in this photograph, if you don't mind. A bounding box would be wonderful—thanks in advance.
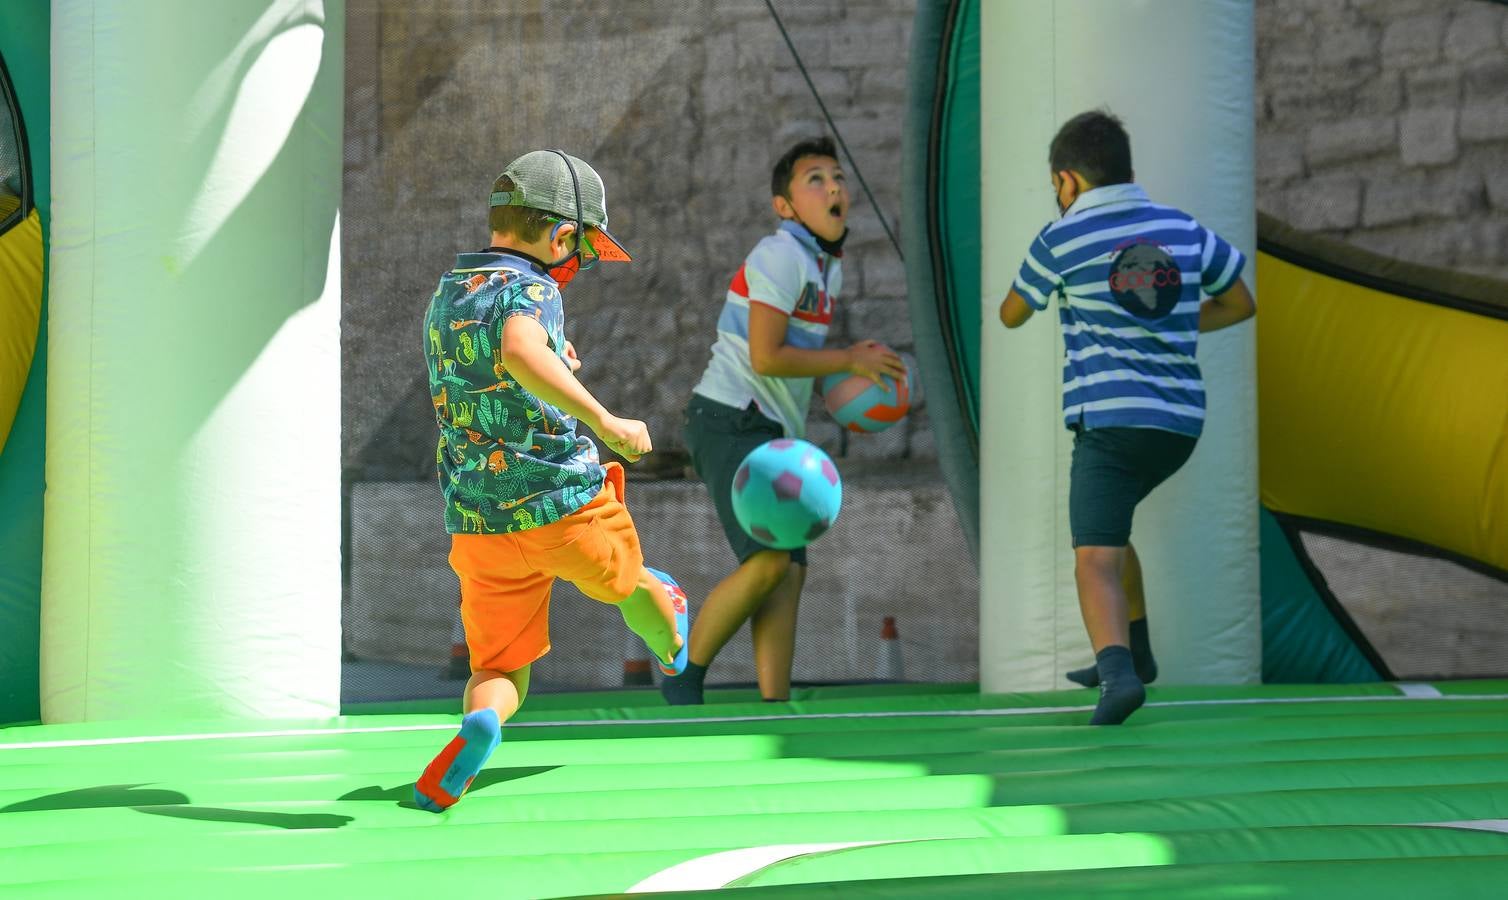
[1067,618,1158,687]
[660,661,707,706]
[1089,645,1145,726]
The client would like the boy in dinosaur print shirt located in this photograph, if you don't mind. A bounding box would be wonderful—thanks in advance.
[413,150,689,812]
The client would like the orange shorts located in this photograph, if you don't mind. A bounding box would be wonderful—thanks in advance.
[449,462,646,673]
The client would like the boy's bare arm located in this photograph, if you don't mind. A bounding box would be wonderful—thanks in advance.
[747,302,904,385]
[999,289,1035,328]
[1199,279,1256,333]
[500,315,651,460]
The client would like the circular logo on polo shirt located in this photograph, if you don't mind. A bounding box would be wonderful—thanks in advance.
[1108,241,1182,319]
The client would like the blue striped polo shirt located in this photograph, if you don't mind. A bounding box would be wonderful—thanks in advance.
[1011,183,1245,437]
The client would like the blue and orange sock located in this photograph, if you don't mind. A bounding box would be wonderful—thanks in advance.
[414,707,501,812]
[645,567,690,676]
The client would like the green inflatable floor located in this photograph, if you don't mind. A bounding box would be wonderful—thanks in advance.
[3,682,1507,898]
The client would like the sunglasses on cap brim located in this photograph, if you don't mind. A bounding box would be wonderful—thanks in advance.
[545,219,632,265]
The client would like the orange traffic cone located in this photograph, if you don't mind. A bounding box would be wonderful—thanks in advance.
[443,606,470,680]
[876,616,904,681]
[622,632,654,686]
[443,643,469,680]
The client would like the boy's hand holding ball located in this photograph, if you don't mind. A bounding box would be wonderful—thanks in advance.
[846,340,906,386]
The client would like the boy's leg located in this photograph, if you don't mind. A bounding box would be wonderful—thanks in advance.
[1067,541,1158,687]
[672,396,799,705]
[1075,545,1130,653]
[1121,543,1158,682]
[751,562,805,701]
[415,533,549,813]
[465,665,530,717]
[548,463,688,673]
[1124,542,1146,622]
[413,665,527,813]
[1075,544,1145,726]
[617,566,684,667]
[662,549,789,705]
[689,549,790,665]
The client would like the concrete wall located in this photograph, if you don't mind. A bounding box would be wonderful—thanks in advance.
[341,0,922,483]
[349,469,978,687]
[343,0,1508,483]
[1257,0,1508,279]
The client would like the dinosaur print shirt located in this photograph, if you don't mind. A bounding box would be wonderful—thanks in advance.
[424,250,604,534]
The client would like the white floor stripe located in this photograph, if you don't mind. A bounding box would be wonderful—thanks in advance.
[1415,819,1508,834]
[1395,683,1445,698]
[2,690,1503,751]
[627,841,901,893]
[631,822,1508,891]
[0,723,458,751]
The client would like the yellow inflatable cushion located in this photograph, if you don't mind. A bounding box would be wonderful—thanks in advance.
[0,206,42,455]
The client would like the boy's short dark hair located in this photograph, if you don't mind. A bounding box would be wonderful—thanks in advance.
[771,136,838,199]
[488,174,555,241]
[1049,110,1133,188]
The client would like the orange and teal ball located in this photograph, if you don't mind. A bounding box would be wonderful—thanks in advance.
[731,438,843,550]
[820,355,916,433]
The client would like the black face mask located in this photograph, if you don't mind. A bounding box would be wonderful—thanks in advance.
[814,228,848,256]
[788,217,848,256]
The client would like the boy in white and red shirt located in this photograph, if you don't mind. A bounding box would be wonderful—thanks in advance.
[665,137,904,705]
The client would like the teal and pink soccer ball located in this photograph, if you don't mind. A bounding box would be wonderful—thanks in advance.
[731,438,843,550]
[820,352,918,433]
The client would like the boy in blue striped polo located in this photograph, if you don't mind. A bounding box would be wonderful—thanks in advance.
[999,110,1255,725]
[662,137,905,705]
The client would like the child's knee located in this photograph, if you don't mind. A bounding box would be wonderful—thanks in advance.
[742,549,792,586]
[1075,545,1123,577]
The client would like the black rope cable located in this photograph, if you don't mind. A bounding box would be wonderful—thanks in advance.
[763,0,904,261]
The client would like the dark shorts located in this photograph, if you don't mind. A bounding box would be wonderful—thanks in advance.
[683,393,808,566]
[1069,426,1198,547]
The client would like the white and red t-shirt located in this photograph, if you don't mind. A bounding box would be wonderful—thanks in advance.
[691,221,842,437]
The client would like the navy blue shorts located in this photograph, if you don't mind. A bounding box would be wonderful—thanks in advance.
[1069,426,1197,547]
[683,394,808,566]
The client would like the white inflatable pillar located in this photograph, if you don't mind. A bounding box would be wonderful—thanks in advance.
[43,0,344,721]
[979,0,1260,691]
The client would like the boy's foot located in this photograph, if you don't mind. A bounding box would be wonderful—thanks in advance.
[645,567,690,676]
[661,661,707,706]
[1067,618,1157,688]
[1090,677,1146,725]
[1066,656,1157,688]
[1088,645,1145,726]
[414,708,501,812]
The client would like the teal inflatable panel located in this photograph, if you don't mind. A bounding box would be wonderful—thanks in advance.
[903,0,980,556]
[1260,507,1382,683]
[0,2,49,727]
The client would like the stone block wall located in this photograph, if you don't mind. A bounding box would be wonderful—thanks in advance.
[1257,0,1508,279]
[348,471,979,686]
[342,0,921,482]
[346,0,1507,483]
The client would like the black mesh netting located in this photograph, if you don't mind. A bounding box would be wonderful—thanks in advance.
[1300,529,1508,681]
[338,0,977,703]
[0,69,23,228]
